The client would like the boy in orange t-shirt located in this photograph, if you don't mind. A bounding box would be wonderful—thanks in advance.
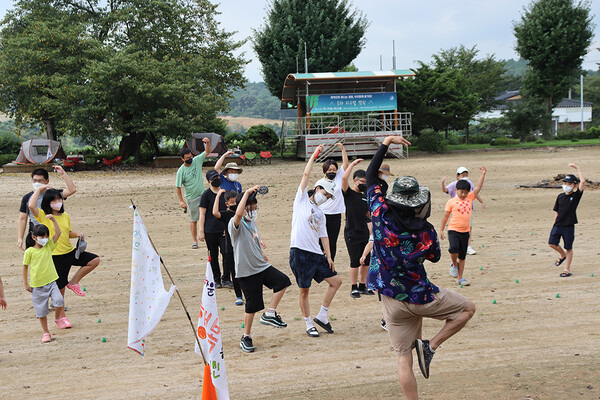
[440,167,487,286]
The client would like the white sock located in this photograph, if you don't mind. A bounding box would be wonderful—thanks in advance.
[316,305,329,324]
[304,316,314,330]
[428,343,435,353]
[265,308,276,317]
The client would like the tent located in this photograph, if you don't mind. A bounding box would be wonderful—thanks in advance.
[13,139,67,165]
[184,133,227,157]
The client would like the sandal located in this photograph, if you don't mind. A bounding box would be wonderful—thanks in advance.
[313,317,334,333]
[41,333,52,343]
[457,278,470,286]
[55,317,72,329]
[191,243,199,249]
[306,327,319,337]
[559,271,572,277]
[555,257,566,267]
[66,283,85,297]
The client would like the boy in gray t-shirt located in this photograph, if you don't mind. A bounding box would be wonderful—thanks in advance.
[229,186,291,353]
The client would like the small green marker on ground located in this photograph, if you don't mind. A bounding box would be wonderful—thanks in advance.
[102,337,107,342]
[515,279,520,283]
[591,273,595,277]
[481,244,485,248]
[240,323,244,329]
[220,306,225,310]
[492,300,497,304]
[480,267,483,271]
[97,318,101,323]
[82,287,86,292]
[556,293,560,298]
[460,284,463,288]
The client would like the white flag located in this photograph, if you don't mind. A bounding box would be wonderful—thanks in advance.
[196,261,229,400]
[128,207,176,356]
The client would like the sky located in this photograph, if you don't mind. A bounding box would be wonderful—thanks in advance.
[0,0,598,82]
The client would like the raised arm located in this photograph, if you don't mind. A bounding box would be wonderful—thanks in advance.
[28,184,52,218]
[472,166,487,198]
[233,185,260,228]
[215,150,234,174]
[213,189,226,219]
[441,176,448,193]
[202,137,211,156]
[336,143,349,171]
[54,166,76,198]
[300,145,324,192]
[342,158,363,192]
[569,163,585,191]
[367,135,411,187]
[46,215,61,243]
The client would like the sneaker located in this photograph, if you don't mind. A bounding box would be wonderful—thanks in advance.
[222,280,234,289]
[260,312,287,328]
[350,289,361,298]
[449,264,458,278]
[240,335,255,352]
[214,281,223,289]
[235,297,243,306]
[457,278,470,286]
[380,319,388,331]
[359,287,375,295]
[415,339,435,379]
[467,246,477,255]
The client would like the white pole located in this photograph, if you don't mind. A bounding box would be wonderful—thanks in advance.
[580,74,584,131]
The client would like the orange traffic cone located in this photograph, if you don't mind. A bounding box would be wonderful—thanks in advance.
[201,363,217,400]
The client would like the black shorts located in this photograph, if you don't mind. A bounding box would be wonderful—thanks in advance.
[548,225,575,250]
[289,247,337,288]
[238,266,291,314]
[344,235,370,268]
[447,230,469,260]
[52,249,99,289]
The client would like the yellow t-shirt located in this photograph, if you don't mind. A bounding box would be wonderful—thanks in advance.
[34,209,74,255]
[445,192,475,233]
[23,239,59,287]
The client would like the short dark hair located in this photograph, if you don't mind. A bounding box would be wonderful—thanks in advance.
[236,192,258,206]
[32,224,50,237]
[31,168,49,180]
[322,159,338,174]
[41,189,64,214]
[224,190,238,202]
[456,180,471,191]
[353,169,366,180]
[180,148,192,158]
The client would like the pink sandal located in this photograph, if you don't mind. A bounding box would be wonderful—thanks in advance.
[66,283,86,297]
[55,317,72,329]
[42,333,52,343]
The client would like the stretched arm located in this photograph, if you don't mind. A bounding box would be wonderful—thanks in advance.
[198,207,206,242]
[202,137,211,156]
[569,163,585,191]
[23,265,31,292]
[342,158,363,192]
[28,184,52,218]
[441,176,448,193]
[475,194,486,211]
[54,166,76,198]
[47,215,61,243]
[214,150,234,174]
[233,185,260,227]
[17,212,28,250]
[336,143,349,171]
[366,135,411,187]
[176,187,187,210]
[212,189,226,219]
[472,166,487,198]
[300,145,324,192]
[439,211,451,241]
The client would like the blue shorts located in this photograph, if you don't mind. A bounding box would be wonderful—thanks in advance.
[289,247,337,288]
[548,225,575,250]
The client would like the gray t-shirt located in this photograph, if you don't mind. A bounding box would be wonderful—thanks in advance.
[228,217,269,278]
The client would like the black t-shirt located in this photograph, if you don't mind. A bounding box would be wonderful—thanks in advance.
[218,209,235,253]
[20,189,64,231]
[553,189,583,226]
[343,187,370,240]
[200,189,226,233]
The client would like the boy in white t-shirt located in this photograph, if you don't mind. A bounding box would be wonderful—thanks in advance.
[289,145,342,337]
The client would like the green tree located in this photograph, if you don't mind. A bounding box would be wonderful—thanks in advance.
[242,124,279,152]
[504,97,546,141]
[253,0,369,99]
[514,0,594,137]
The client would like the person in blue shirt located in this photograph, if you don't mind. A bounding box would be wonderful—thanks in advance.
[214,150,243,193]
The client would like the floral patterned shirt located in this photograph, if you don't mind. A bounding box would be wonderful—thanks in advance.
[366,184,441,304]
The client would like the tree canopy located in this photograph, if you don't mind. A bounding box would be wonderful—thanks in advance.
[253,0,369,99]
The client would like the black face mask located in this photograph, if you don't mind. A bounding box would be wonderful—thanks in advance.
[358,183,367,193]
[228,204,238,212]
[326,172,336,180]
[184,158,192,165]
[211,178,221,187]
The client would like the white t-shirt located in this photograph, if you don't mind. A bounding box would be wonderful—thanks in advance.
[290,185,327,254]
[319,166,346,215]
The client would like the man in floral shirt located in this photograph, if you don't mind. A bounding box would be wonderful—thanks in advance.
[366,135,476,400]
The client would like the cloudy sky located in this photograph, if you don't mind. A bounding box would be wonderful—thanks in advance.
[0,0,598,82]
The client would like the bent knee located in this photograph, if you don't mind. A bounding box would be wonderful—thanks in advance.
[465,300,476,316]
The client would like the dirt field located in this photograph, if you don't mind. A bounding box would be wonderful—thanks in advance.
[0,146,599,399]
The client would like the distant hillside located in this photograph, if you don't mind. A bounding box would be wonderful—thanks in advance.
[222,82,281,120]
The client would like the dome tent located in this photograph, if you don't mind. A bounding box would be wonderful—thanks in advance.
[13,139,67,164]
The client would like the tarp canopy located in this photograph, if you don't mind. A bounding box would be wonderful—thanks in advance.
[14,139,66,164]
[184,133,227,157]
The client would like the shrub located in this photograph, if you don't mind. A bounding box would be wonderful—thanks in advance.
[586,126,600,139]
[0,153,17,165]
[242,124,279,152]
[490,137,520,146]
[0,133,22,154]
[224,132,243,148]
[417,131,446,153]
[469,134,492,144]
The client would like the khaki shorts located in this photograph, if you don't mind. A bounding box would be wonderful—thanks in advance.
[186,195,201,222]
[381,287,469,356]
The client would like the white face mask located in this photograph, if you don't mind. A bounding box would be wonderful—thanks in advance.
[50,201,63,211]
[314,191,328,206]
[228,173,239,182]
[562,185,573,194]
[245,209,257,221]
[36,237,49,247]
[381,174,389,181]
[32,182,43,191]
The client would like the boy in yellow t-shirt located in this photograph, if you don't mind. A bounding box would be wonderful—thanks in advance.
[23,216,65,343]
[440,167,487,286]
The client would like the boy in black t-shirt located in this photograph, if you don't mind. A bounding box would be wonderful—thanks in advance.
[548,163,585,277]
[213,189,244,305]
[341,158,373,298]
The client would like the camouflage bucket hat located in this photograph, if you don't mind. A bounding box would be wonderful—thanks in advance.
[386,176,430,208]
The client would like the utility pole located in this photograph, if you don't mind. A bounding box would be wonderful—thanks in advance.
[580,74,584,132]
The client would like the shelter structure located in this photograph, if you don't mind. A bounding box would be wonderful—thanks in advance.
[13,139,66,164]
[280,70,415,160]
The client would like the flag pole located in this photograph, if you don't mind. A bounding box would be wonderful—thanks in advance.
[131,200,208,365]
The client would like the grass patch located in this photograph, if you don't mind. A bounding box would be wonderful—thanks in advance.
[445,138,600,151]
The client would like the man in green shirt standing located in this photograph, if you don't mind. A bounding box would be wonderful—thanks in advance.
[176,137,211,249]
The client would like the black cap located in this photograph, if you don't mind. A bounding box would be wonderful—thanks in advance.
[563,174,579,183]
[206,169,219,181]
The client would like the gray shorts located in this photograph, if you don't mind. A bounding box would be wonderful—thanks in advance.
[186,195,201,222]
[31,281,64,318]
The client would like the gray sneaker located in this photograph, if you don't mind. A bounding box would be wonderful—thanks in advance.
[260,312,287,328]
[415,339,435,379]
[240,335,255,352]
